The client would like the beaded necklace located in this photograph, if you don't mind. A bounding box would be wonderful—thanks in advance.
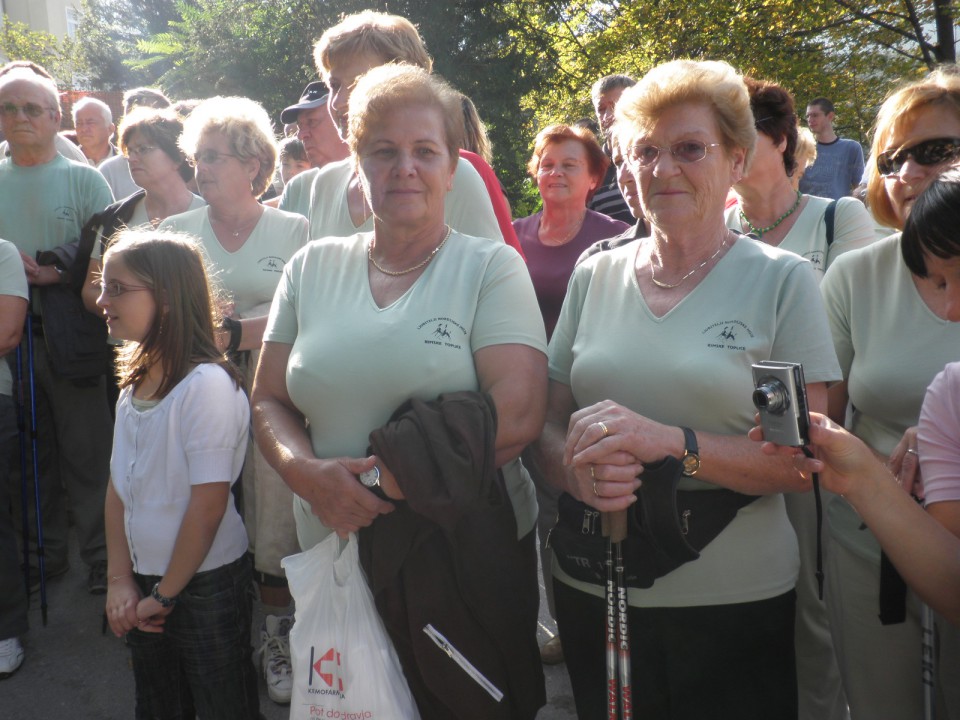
[738,190,802,238]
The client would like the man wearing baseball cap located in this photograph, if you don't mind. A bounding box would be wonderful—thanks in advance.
[280,81,348,170]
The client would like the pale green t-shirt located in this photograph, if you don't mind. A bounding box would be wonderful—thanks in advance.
[549,236,841,607]
[822,234,960,562]
[0,155,113,259]
[725,195,876,281]
[160,206,308,316]
[0,239,28,396]
[264,230,547,550]
[278,158,504,243]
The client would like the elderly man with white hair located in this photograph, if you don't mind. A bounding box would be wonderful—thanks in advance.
[0,69,114,595]
[72,96,117,167]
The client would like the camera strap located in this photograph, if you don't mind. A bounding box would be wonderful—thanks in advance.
[802,446,825,600]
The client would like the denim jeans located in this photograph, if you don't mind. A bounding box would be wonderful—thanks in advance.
[127,554,259,720]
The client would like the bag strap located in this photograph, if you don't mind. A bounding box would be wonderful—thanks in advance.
[69,191,145,294]
[824,199,838,247]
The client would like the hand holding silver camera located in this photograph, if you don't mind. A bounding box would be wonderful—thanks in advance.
[751,361,810,447]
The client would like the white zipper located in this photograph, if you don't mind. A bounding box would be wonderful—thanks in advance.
[422,623,504,702]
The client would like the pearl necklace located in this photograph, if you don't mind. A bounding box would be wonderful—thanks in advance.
[368,225,452,276]
[738,190,802,238]
[649,235,730,289]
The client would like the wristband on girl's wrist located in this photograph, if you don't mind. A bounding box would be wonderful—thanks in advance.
[221,317,242,354]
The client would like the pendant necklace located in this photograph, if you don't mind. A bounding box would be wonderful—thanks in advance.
[539,211,586,247]
[369,225,452,276]
[738,189,802,238]
[650,235,730,289]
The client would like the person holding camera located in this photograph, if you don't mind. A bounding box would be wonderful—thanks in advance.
[532,59,840,719]
[818,71,960,720]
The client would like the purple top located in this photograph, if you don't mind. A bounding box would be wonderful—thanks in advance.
[514,209,630,338]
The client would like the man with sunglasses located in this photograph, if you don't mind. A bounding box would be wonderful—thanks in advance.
[0,69,114,596]
[800,97,866,200]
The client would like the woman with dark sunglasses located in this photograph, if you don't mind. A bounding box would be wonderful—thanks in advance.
[818,68,960,720]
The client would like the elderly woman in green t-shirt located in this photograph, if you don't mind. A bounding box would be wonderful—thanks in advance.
[533,59,840,719]
[251,64,547,718]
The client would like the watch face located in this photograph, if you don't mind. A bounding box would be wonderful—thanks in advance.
[682,454,700,476]
[359,466,380,488]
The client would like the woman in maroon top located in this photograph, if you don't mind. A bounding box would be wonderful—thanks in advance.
[513,124,629,339]
[514,123,628,665]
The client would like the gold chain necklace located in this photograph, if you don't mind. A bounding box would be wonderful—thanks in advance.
[368,225,452,276]
[539,210,586,247]
[649,235,729,289]
[738,190,802,238]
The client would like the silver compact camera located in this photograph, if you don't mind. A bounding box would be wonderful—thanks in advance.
[751,361,810,447]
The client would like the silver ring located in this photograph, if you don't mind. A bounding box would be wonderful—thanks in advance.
[906,448,919,456]
[597,421,609,438]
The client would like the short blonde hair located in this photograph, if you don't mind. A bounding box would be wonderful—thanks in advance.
[179,96,277,197]
[795,126,817,177]
[616,59,756,168]
[314,10,432,77]
[348,63,462,168]
[866,68,960,229]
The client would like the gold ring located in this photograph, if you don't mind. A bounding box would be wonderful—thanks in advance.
[593,480,600,497]
[906,448,919,456]
[590,465,596,480]
[598,421,609,438]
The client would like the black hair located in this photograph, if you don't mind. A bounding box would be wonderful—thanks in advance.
[901,166,960,276]
[807,97,834,114]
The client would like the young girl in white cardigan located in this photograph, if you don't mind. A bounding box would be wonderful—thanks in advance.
[98,229,258,719]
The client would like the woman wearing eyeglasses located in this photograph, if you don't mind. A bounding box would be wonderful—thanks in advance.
[533,59,840,719]
[80,107,205,316]
[160,97,308,698]
[817,69,960,720]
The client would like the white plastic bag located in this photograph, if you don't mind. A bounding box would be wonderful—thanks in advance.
[283,532,421,720]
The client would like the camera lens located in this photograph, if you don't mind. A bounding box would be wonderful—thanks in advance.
[752,379,790,414]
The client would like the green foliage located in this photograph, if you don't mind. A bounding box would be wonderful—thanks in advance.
[0,17,77,84]
[67,0,944,211]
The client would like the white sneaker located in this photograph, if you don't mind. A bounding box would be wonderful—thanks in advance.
[259,615,293,704]
[0,637,24,679]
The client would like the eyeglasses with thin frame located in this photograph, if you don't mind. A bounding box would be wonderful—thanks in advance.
[187,149,240,167]
[876,137,960,177]
[99,280,151,297]
[125,145,159,159]
[627,141,722,168]
[0,102,55,119]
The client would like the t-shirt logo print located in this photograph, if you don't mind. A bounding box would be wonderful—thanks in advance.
[417,316,466,350]
[433,323,452,340]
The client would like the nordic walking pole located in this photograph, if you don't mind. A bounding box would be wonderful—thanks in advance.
[14,340,30,598]
[921,602,936,720]
[24,315,47,625]
[603,510,631,719]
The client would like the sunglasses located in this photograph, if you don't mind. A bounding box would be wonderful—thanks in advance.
[0,102,55,119]
[876,137,960,177]
[627,141,721,167]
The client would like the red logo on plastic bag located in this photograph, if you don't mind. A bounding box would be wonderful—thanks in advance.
[309,647,344,691]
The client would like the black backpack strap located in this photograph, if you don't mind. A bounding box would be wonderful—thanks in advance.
[68,190,146,294]
[824,199,838,247]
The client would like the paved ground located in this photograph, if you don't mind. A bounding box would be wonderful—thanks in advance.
[1,535,576,719]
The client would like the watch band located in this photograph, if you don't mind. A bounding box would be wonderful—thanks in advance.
[151,582,177,608]
[680,426,700,477]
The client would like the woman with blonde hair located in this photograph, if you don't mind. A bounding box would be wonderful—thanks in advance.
[820,68,960,720]
[253,63,547,718]
[160,95,308,705]
[535,59,840,718]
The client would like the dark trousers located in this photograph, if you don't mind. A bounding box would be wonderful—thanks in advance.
[0,395,28,640]
[127,555,259,720]
[554,580,798,720]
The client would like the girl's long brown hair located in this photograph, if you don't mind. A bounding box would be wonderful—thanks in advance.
[104,229,242,399]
